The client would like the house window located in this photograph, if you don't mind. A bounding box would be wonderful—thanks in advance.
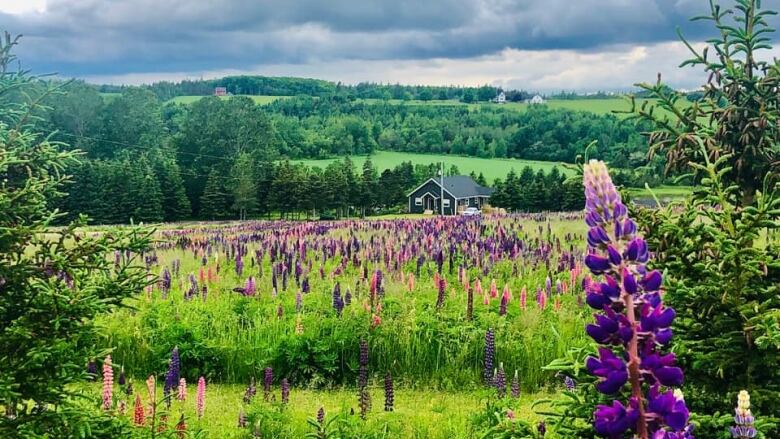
[443,199,450,207]
[414,197,422,206]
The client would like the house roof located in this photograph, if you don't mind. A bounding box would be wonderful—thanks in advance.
[408,175,494,199]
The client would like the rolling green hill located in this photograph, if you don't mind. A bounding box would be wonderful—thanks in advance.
[295,150,573,182]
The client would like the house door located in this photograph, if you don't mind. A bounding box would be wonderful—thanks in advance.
[422,194,437,211]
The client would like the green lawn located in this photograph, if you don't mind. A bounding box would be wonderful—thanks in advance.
[82,382,552,438]
[167,95,289,105]
[295,151,573,182]
[627,185,693,200]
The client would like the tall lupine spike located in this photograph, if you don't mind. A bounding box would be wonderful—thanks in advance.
[281,378,290,404]
[582,160,691,439]
[484,329,495,386]
[133,394,145,426]
[238,408,247,428]
[178,378,187,401]
[263,367,273,401]
[499,291,508,316]
[520,287,527,311]
[175,414,187,438]
[164,347,181,400]
[511,370,520,398]
[102,355,113,410]
[384,372,394,412]
[317,407,325,426]
[730,390,756,439]
[196,377,206,420]
[435,276,447,309]
[495,363,506,398]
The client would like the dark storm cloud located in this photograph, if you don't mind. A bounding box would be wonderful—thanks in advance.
[2,0,777,78]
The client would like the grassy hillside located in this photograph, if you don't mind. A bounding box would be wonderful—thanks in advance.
[295,150,573,182]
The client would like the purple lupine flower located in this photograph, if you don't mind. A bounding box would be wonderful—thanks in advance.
[435,277,447,309]
[537,420,547,437]
[495,363,506,398]
[302,277,310,294]
[730,391,756,439]
[344,288,352,306]
[499,292,508,316]
[281,378,290,404]
[238,408,247,428]
[235,255,244,277]
[582,160,690,438]
[564,376,576,391]
[384,372,394,412]
[243,378,256,404]
[201,285,208,301]
[161,267,171,298]
[317,407,325,425]
[164,347,181,400]
[263,367,273,401]
[87,360,98,381]
[118,366,126,386]
[511,370,520,398]
[484,329,495,386]
[358,339,369,388]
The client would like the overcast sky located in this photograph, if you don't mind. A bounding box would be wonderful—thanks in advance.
[1,0,779,92]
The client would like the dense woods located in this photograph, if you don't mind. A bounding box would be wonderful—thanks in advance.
[28,79,661,223]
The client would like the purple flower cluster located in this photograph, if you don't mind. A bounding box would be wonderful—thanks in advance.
[263,367,273,401]
[164,347,181,400]
[384,372,394,412]
[484,328,495,386]
[582,160,692,438]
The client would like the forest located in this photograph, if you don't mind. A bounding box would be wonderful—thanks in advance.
[22,81,660,223]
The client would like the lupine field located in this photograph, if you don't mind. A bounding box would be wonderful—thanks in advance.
[84,214,593,437]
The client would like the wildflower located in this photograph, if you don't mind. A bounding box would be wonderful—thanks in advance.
[133,394,145,426]
[118,366,126,386]
[281,378,290,404]
[511,370,520,398]
[102,355,113,410]
[384,372,394,412]
[537,420,547,437]
[264,367,273,400]
[170,414,185,439]
[164,347,181,400]
[582,160,690,437]
[238,408,247,428]
[243,377,257,404]
[730,390,756,439]
[520,287,527,310]
[177,378,187,401]
[196,376,206,420]
[495,363,506,398]
[146,375,156,417]
[506,409,515,420]
[317,407,325,425]
[484,329,495,386]
[87,359,97,381]
[499,292,508,316]
[295,315,304,335]
[564,376,576,391]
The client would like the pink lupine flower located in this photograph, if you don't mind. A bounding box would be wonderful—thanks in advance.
[133,394,145,426]
[520,287,527,310]
[102,355,113,410]
[371,313,382,328]
[483,293,490,305]
[199,267,205,284]
[196,376,206,419]
[207,266,214,283]
[502,284,511,302]
[408,273,415,292]
[177,378,187,401]
[490,279,498,298]
[474,278,483,296]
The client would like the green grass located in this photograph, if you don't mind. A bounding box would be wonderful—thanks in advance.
[167,95,289,105]
[295,150,573,182]
[80,383,553,438]
[355,97,690,117]
[627,185,693,200]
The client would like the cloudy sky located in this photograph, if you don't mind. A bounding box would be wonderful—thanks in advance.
[1,0,779,92]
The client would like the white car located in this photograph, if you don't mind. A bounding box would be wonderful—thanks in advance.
[462,207,481,216]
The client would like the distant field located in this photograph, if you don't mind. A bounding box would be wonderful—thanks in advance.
[295,150,573,182]
[356,97,689,117]
[628,185,693,200]
[167,95,289,105]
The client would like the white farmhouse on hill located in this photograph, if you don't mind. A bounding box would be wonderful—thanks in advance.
[529,94,545,105]
[492,91,506,104]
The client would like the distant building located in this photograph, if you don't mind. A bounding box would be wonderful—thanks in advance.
[529,94,545,105]
[407,175,494,215]
[214,87,227,96]
[493,91,506,104]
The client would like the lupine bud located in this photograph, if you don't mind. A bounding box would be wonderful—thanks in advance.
[484,329,495,386]
[384,373,394,412]
[511,370,520,398]
[196,377,206,419]
[281,378,290,404]
[102,355,113,410]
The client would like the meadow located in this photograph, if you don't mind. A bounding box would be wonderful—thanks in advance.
[84,214,592,438]
[295,150,575,182]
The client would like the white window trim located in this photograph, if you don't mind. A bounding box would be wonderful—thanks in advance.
[414,197,423,206]
[443,199,451,207]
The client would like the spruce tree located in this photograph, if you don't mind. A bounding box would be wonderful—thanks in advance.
[200,168,230,220]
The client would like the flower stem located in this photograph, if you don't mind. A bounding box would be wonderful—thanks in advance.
[624,291,648,439]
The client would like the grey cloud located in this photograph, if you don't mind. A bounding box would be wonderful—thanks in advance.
[2,0,778,79]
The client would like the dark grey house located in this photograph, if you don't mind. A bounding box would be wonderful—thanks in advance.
[407,175,494,215]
